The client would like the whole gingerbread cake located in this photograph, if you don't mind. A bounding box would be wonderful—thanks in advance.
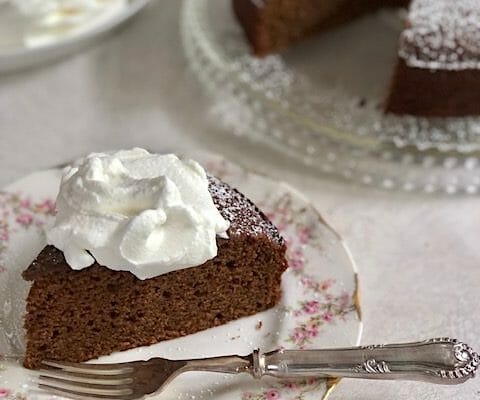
[22,151,288,369]
[233,0,480,117]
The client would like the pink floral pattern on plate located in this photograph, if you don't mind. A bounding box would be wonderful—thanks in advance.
[205,157,359,400]
[260,194,355,349]
[0,192,55,273]
[241,378,325,400]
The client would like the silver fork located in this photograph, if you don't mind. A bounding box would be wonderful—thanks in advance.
[38,337,479,400]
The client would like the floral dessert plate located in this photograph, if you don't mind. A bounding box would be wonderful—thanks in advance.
[0,153,362,400]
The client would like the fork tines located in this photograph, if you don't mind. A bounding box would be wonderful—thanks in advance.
[39,360,137,400]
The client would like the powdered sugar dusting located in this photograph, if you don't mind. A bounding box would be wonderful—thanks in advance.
[208,175,284,245]
[399,0,480,70]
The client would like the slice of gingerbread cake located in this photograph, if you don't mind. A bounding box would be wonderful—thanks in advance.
[22,150,288,369]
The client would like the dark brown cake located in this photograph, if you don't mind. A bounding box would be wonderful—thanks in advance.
[385,59,480,117]
[233,0,480,117]
[233,0,408,57]
[22,175,288,369]
[385,1,480,117]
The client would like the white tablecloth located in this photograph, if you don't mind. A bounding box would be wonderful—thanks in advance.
[1,2,479,399]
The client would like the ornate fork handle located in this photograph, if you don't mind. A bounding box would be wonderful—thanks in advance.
[36,338,478,399]
[247,338,479,384]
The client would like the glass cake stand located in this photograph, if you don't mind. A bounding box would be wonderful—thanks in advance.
[181,0,480,194]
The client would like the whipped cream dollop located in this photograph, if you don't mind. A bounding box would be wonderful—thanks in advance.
[46,149,230,280]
